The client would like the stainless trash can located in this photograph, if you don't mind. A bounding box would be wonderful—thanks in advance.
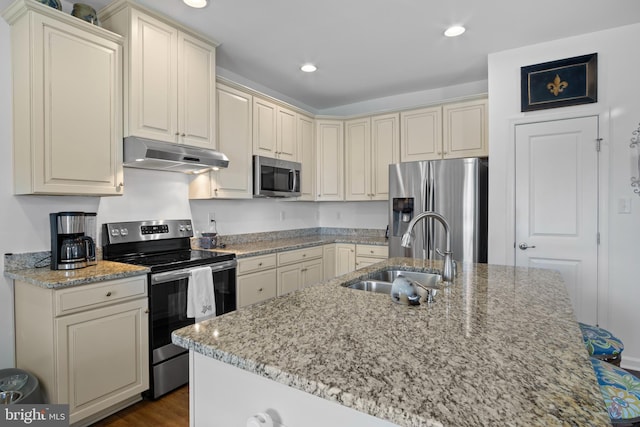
[0,368,42,404]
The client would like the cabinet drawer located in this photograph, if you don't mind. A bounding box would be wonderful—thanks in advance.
[55,276,147,316]
[277,246,323,266]
[237,270,277,308]
[356,244,388,258]
[237,254,277,275]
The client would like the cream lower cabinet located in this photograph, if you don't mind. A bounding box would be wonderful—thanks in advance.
[323,244,336,280]
[237,254,277,308]
[14,276,149,426]
[355,244,389,269]
[3,0,124,196]
[189,84,253,199]
[335,244,356,276]
[277,247,324,296]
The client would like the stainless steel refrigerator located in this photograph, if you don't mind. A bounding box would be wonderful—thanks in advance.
[388,158,488,263]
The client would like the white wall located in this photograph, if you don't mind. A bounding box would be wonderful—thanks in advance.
[488,23,640,370]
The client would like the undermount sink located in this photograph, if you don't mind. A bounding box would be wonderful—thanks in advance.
[367,269,442,287]
[345,269,442,300]
[346,280,392,294]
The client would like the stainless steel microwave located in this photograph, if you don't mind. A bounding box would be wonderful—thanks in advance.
[253,155,301,198]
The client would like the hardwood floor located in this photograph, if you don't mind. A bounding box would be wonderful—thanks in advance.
[90,386,189,427]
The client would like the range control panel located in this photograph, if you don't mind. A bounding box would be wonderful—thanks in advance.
[103,219,193,244]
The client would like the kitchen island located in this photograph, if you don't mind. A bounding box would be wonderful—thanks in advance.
[172,258,609,426]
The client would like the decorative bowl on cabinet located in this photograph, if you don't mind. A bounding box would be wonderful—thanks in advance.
[36,0,62,10]
[71,3,100,25]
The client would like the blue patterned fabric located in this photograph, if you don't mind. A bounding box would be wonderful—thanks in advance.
[579,322,624,358]
[590,357,640,424]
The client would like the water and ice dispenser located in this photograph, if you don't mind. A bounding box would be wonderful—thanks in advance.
[391,198,414,237]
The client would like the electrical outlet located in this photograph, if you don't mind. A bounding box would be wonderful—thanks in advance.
[280,211,286,221]
[336,211,341,220]
[208,212,216,223]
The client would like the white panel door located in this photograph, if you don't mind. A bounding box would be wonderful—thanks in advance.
[515,116,599,324]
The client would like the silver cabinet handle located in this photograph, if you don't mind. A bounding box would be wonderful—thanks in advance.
[518,242,536,250]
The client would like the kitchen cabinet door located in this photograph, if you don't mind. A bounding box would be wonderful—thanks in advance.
[253,97,278,157]
[189,84,253,199]
[101,1,218,148]
[276,106,297,161]
[277,264,302,296]
[400,106,442,162]
[301,259,324,289]
[335,244,356,276]
[127,9,178,143]
[5,2,124,196]
[178,32,217,149]
[253,97,298,161]
[237,269,277,308]
[345,118,372,201]
[323,244,336,280]
[370,113,399,200]
[55,298,149,425]
[442,98,488,159]
[316,120,345,201]
[298,114,316,201]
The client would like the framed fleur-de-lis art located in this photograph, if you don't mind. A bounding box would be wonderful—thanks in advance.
[520,53,597,112]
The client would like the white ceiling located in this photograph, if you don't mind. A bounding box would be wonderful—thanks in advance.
[7,0,640,112]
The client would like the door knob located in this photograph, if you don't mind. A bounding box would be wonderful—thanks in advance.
[518,242,536,250]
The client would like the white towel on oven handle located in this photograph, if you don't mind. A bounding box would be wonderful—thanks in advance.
[187,266,215,320]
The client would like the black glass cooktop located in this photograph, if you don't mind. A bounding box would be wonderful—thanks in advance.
[109,249,235,273]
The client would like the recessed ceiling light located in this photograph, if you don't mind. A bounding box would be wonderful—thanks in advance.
[183,0,207,8]
[444,25,466,37]
[301,64,317,73]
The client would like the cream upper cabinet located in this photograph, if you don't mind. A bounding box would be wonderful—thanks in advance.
[100,0,217,149]
[400,106,442,162]
[316,120,344,201]
[442,98,488,159]
[345,113,399,201]
[3,0,124,196]
[400,98,488,161]
[345,118,371,201]
[189,84,253,199]
[297,114,316,201]
[253,97,297,161]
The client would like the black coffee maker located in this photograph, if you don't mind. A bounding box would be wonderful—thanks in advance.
[50,212,97,270]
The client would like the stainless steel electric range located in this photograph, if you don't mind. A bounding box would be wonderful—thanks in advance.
[102,219,236,399]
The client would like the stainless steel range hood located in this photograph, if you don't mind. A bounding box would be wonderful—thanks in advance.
[123,136,229,174]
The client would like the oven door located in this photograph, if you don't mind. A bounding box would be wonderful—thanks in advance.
[147,260,237,397]
[149,259,237,363]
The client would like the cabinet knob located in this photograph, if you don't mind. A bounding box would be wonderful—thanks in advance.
[302,254,306,257]
[370,250,374,254]
[181,133,186,137]
[144,309,150,314]
[106,291,112,297]
[258,262,263,266]
[175,132,180,136]
[257,288,263,292]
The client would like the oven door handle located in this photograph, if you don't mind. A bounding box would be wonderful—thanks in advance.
[150,259,237,285]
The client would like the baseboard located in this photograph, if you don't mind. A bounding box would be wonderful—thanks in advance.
[621,355,640,373]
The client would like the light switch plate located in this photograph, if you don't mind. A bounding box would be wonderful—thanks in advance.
[618,197,632,214]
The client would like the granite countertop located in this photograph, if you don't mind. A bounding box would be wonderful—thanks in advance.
[4,261,149,289]
[172,258,609,426]
[210,235,388,258]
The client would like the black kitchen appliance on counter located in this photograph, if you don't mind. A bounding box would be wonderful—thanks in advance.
[49,211,97,270]
[102,219,237,399]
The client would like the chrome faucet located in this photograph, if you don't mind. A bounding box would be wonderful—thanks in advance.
[401,211,454,283]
